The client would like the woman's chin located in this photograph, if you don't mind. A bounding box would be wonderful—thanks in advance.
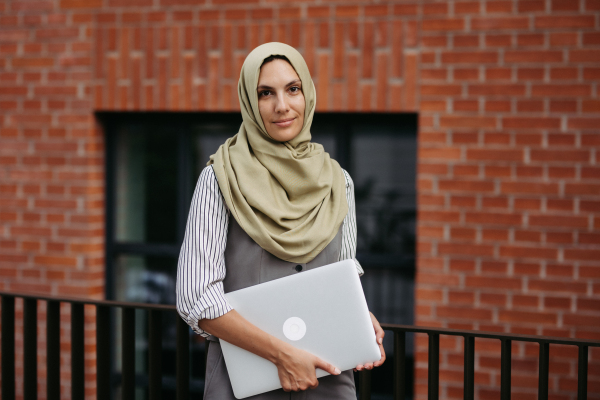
[268,126,302,142]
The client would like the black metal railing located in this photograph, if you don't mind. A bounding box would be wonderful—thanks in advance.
[360,324,600,400]
[1,291,598,400]
[0,291,190,400]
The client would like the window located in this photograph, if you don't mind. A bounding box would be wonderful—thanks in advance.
[100,111,417,399]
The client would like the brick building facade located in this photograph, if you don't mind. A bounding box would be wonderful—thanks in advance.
[1,0,599,399]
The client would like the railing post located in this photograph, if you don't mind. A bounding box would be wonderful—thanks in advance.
[578,345,588,400]
[501,339,511,400]
[47,300,60,400]
[538,342,549,400]
[394,331,406,400]
[428,333,439,400]
[96,305,111,400]
[23,298,37,400]
[2,296,15,400]
[122,307,136,400]
[359,369,372,400]
[71,303,85,400]
[176,317,190,400]
[149,309,163,400]
[464,336,475,400]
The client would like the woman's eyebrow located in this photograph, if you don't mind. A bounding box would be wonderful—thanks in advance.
[257,79,302,91]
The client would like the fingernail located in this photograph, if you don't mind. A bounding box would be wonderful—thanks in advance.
[334,368,341,375]
[378,338,383,344]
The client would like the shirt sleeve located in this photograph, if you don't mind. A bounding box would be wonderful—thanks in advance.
[339,169,364,276]
[176,165,233,336]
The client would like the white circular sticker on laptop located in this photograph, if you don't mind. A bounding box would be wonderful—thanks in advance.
[283,317,306,341]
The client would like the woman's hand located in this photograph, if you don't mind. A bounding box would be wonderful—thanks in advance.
[354,312,386,372]
[199,310,340,391]
[274,342,341,391]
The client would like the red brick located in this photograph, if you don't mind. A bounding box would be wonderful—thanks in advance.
[532,84,591,97]
[485,34,512,47]
[499,310,556,325]
[514,262,541,276]
[529,215,588,229]
[542,265,572,281]
[513,294,539,308]
[469,84,525,96]
[546,199,573,211]
[563,314,600,328]
[514,230,541,243]
[499,246,557,260]
[579,233,600,245]
[564,249,600,261]
[454,34,479,47]
[472,17,529,30]
[419,146,462,160]
[517,33,544,46]
[438,243,495,257]
[545,296,571,309]
[506,51,563,63]
[451,227,477,240]
[482,197,509,209]
[501,182,558,195]
[34,256,78,267]
[455,1,480,13]
[465,212,521,226]
[419,211,461,223]
[529,279,587,294]
[578,298,600,312]
[439,179,495,193]
[535,16,595,29]
[465,276,521,290]
[582,100,600,113]
[482,228,509,241]
[565,183,600,195]
[422,18,465,32]
[454,165,479,176]
[438,306,492,321]
[550,67,578,80]
[441,51,498,64]
[549,100,577,113]
[516,166,542,178]
[449,290,476,304]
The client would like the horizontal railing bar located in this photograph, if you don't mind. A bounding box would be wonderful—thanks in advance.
[0,291,176,311]
[381,323,600,347]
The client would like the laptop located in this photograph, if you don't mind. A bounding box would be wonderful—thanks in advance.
[219,259,381,399]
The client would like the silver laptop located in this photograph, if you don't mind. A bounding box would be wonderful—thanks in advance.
[219,259,381,399]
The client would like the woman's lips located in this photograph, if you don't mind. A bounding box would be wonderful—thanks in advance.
[273,118,295,127]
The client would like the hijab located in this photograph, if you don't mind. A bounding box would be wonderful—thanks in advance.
[208,42,348,263]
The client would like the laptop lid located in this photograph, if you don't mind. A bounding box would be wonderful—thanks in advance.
[219,259,381,399]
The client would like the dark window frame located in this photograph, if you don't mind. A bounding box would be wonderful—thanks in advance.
[98,111,418,301]
[98,111,418,398]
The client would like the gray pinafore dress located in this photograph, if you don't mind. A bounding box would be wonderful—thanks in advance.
[203,218,356,400]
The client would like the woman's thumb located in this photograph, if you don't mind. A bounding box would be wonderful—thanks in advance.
[314,357,341,376]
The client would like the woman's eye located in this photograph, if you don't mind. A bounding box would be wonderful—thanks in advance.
[289,86,301,94]
[259,90,271,97]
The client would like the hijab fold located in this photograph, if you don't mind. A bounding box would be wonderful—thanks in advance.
[208,42,348,263]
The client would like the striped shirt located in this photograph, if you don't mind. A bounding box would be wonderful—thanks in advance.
[176,165,363,336]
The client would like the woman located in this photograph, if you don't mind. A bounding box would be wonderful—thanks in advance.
[176,42,385,399]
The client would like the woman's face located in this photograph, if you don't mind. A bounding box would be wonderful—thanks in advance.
[256,59,305,142]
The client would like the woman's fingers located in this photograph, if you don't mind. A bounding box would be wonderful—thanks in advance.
[313,356,341,376]
[370,312,385,343]
[370,312,386,367]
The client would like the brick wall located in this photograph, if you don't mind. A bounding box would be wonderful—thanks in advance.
[0,0,599,399]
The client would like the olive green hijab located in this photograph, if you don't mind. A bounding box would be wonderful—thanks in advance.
[208,42,348,263]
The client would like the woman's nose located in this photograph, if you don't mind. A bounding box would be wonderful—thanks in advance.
[274,93,289,113]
